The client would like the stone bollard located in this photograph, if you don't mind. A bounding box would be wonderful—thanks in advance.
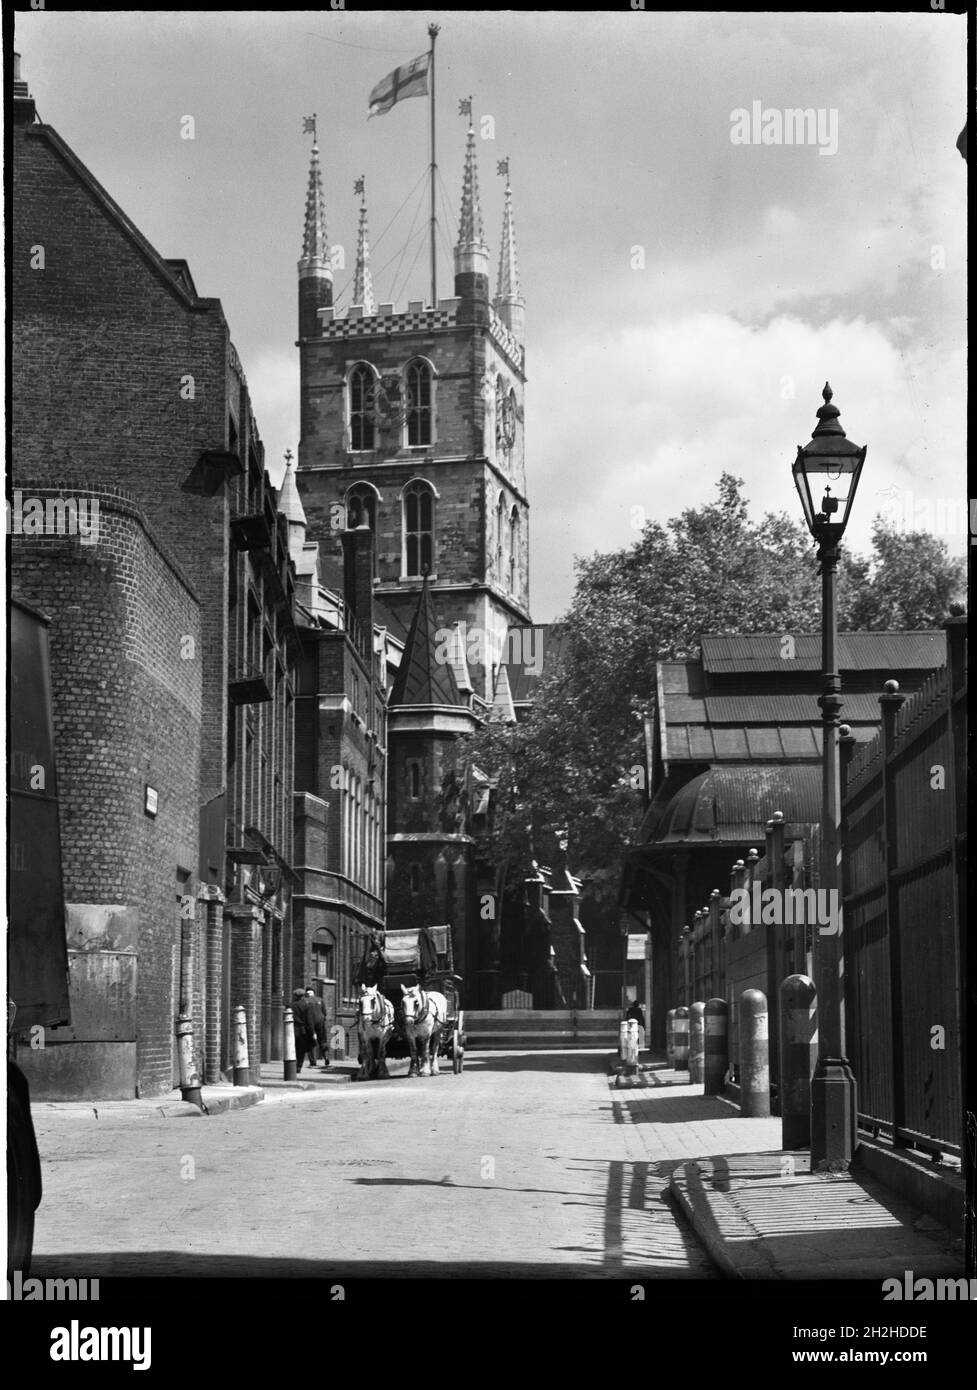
[175,1014,203,1108]
[780,975,817,1148]
[703,998,729,1096]
[688,1002,706,1085]
[666,1009,677,1067]
[232,1004,251,1087]
[672,1006,690,1070]
[283,1006,297,1082]
[739,988,770,1117]
[619,1019,639,1072]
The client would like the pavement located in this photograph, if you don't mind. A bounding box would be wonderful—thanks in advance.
[26,1048,965,1283]
[614,1060,964,1281]
[26,1058,361,1122]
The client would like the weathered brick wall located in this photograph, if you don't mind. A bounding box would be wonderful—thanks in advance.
[10,492,202,1097]
[12,121,230,806]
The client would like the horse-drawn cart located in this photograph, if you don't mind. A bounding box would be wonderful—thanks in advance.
[355,925,465,1079]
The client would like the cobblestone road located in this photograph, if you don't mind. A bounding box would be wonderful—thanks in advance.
[27,1052,761,1280]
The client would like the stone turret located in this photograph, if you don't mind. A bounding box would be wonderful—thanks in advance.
[454,123,490,324]
[493,163,524,343]
[298,136,332,339]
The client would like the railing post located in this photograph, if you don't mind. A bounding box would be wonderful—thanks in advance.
[666,1008,677,1068]
[704,998,729,1095]
[880,680,906,1148]
[175,1014,203,1108]
[688,1001,706,1085]
[780,975,817,1148]
[283,1006,297,1081]
[739,988,770,1117]
[232,1003,251,1087]
[672,1005,689,1071]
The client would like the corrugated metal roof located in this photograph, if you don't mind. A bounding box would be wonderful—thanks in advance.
[701,631,945,673]
[653,765,822,844]
[703,692,886,724]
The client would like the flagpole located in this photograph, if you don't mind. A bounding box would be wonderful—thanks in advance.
[428,23,440,307]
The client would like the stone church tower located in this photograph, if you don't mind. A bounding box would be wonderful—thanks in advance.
[294,120,530,704]
[293,119,531,983]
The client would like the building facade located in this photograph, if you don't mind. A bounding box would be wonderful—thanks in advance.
[10,57,296,1097]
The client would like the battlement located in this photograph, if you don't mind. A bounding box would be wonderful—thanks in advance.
[314,297,524,371]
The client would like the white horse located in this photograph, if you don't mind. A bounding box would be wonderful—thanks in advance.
[400,984,448,1077]
[356,985,394,1081]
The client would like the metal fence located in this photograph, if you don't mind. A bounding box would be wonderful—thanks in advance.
[842,617,966,1159]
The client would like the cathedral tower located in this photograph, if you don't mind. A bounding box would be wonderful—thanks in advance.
[294,123,530,705]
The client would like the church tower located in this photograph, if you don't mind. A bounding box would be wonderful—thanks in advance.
[294,121,530,704]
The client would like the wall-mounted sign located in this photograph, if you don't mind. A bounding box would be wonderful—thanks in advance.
[144,785,158,818]
[626,933,648,961]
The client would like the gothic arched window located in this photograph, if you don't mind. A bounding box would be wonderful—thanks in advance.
[495,491,506,575]
[509,505,520,589]
[349,363,376,452]
[403,481,434,578]
[405,359,433,447]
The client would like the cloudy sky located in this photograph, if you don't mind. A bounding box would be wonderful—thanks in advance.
[15,9,967,621]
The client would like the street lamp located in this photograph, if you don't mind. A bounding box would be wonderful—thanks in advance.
[793,382,866,1171]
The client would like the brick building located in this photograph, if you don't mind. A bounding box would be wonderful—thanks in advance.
[10,56,297,1097]
[285,462,392,1056]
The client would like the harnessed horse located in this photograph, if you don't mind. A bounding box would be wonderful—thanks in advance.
[356,984,394,1080]
[400,984,448,1077]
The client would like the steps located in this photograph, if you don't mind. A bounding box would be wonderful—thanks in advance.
[463,1009,621,1050]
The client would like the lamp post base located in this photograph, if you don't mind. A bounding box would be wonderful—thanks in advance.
[810,1057,857,1171]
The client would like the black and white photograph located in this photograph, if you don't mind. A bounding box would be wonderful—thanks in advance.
[4,4,971,1365]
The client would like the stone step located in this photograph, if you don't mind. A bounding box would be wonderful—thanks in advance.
[462,1009,621,1049]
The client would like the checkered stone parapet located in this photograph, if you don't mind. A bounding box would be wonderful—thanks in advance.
[314,299,525,372]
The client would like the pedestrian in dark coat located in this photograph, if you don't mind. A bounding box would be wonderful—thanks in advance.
[305,988,329,1068]
[292,989,315,1073]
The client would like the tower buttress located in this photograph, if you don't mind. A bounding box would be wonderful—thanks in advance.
[454,123,490,324]
[298,137,333,339]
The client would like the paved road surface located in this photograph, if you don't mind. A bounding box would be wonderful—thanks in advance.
[29,1051,723,1280]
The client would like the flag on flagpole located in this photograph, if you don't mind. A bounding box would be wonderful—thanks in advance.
[368,52,430,117]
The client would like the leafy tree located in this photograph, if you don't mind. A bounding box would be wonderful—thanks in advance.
[464,476,966,908]
[839,519,964,630]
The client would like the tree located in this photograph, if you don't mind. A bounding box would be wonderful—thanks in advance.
[839,519,965,630]
[465,474,824,901]
[464,476,966,905]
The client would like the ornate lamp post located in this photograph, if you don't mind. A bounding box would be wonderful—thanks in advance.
[792,383,866,1171]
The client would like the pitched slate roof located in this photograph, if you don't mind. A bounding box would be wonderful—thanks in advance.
[388,578,462,709]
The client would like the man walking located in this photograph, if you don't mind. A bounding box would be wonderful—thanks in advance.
[306,987,329,1069]
[292,988,315,1073]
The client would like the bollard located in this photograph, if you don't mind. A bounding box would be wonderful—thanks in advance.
[688,1002,706,1085]
[283,1006,297,1082]
[739,988,770,1117]
[232,1004,250,1087]
[619,1019,639,1072]
[666,1009,677,1067]
[780,975,817,1149]
[175,1014,203,1108]
[672,1006,689,1070]
[703,998,729,1095]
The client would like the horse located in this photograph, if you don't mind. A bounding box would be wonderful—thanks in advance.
[356,984,394,1080]
[400,984,448,1077]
